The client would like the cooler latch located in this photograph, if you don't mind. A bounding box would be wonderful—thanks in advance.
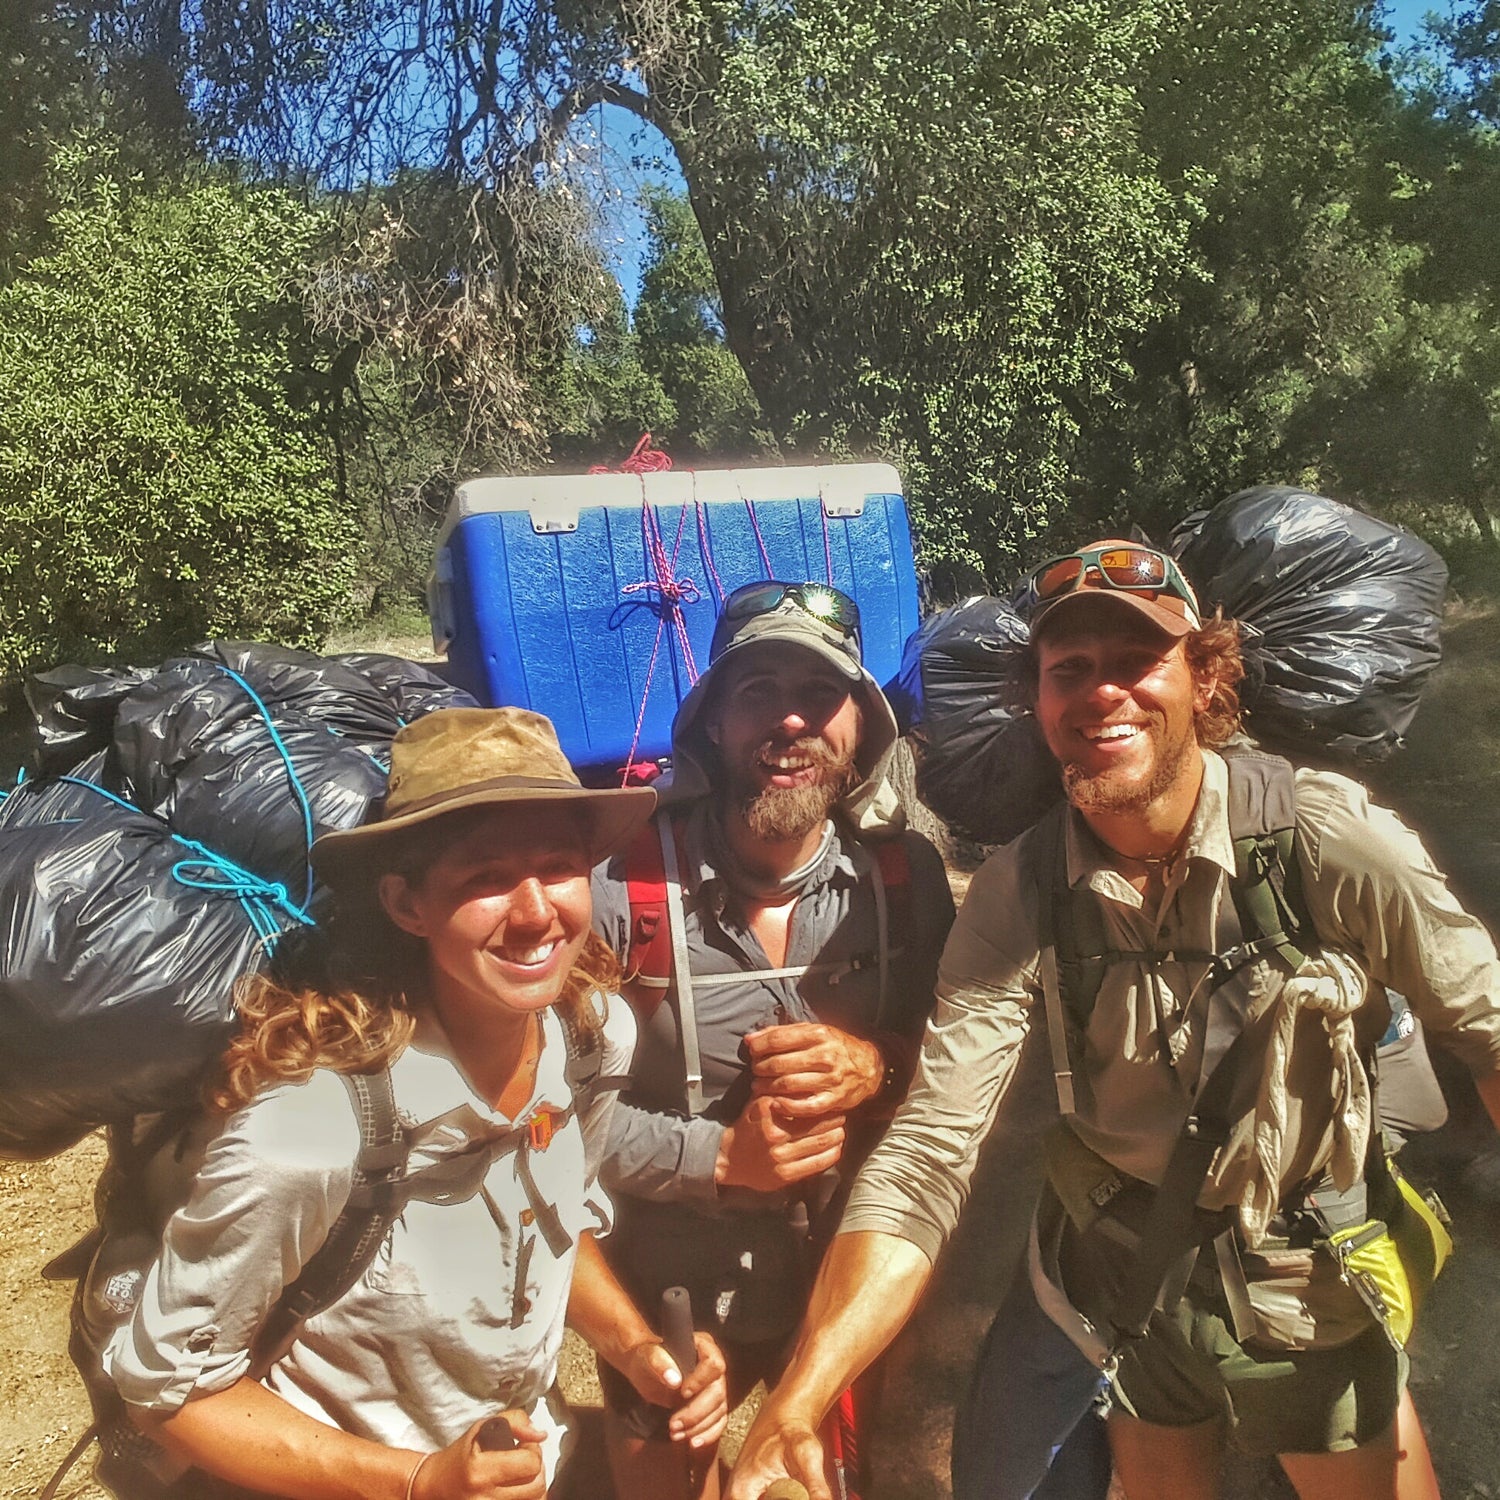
[819,479,869,519]
[529,497,580,533]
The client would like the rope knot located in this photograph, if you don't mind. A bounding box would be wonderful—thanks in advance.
[623,575,701,610]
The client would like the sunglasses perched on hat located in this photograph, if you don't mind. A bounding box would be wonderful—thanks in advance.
[709,581,864,675]
[1026,542,1203,638]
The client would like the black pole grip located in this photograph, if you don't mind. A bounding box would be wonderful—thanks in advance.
[476,1415,518,1451]
[660,1284,698,1377]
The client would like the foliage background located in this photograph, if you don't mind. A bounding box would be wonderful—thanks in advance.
[3,0,1500,681]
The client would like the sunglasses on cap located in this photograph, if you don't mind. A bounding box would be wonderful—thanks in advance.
[1028,545,1199,616]
[711,581,863,661]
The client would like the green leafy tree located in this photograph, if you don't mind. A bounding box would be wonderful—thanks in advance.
[632,186,764,457]
[0,162,355,679]
[536,282,678,465]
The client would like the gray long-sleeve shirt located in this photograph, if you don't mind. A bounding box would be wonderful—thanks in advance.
[591,802,955,1208]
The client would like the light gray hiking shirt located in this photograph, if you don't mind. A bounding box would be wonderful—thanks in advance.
[843,753,1500,1265]
[105,995,634,1478]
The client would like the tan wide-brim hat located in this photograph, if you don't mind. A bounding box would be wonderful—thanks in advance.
[311,707,656,891]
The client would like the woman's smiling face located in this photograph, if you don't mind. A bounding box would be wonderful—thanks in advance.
[378,803,593,1024]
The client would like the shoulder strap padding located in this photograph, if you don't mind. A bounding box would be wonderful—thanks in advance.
[1037,803,1110,1031]
[623,817,672,994]
[247,1068,409,1379]
[1221,746,1313,975]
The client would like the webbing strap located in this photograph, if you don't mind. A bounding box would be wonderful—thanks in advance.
[248,1069,407,1379]
[659,815,707,1116]
[1040,944,1077,1118]
[1038,809,1077,1116]
[871,844,891,1030]
[1108,1016,1261,1339]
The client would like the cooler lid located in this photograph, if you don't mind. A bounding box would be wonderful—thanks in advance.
[435,463,905,544]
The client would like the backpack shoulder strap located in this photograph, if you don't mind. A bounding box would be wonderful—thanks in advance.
[1036,802,1110,1035]
[1034,804,1088,1118]
[622,817,672,997]
[1220,747,1314,978]
[247,1068,410,1379]
[555,997,631,1113]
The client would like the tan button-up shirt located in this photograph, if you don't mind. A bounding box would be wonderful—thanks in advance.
[842,752,1500,1264]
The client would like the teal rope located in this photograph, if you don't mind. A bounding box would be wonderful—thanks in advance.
[58,776,315,946]
[213,666,317,909]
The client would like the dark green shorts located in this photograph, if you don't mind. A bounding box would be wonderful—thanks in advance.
[1054,1199,1404,1456]
[1109,1292,1404,1455]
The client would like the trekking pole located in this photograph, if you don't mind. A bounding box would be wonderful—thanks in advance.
[661,1285,699,1497]
[476,1415,518,1451]
[662,1284,698,1379]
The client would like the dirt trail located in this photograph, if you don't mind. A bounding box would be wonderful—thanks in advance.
[5,606,1500,1498]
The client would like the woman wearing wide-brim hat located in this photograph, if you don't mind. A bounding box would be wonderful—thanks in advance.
[105,708,729,1500]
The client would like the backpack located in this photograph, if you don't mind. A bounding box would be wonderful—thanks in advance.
[43,1010,611,1500]
[617,812,912,1116]
[1032,745,1450,1349]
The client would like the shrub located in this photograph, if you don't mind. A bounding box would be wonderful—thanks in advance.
[0,162,356,680]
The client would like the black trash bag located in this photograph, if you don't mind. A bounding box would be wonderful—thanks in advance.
[0,789,300,1159]
[190,641,403,742]
[112,655,394,907]
[0,749,114,828]
[1172,487,1448,765]
[24,663,154,778]
[331,653,480,721]
[896,597,1062,844]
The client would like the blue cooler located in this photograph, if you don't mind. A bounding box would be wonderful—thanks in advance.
[428,464,920,770]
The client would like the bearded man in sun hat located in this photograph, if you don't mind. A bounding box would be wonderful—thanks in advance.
[589,580,955,1499]
[729,539,1500,1500]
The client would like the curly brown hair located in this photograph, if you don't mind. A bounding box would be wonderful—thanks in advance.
[1182,608,1246,749]
[209,818,622,1113]
[1018,605,1245,748]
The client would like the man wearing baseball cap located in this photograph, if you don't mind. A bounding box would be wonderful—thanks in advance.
[590,581,955,1499]
[728,541,1500,1500]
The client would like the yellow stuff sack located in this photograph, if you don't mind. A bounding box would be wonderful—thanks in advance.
[1324,1162,1453,1348]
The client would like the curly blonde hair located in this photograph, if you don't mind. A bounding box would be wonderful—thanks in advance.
[210,823,622,1113]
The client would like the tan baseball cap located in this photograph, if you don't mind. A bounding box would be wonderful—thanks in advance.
[1028,539,1202,639]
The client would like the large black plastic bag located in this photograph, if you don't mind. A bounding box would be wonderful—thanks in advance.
[108,647,479,903]
[895,597,1062,844]
[0,781,291,1159]
[0,643,474,1160]
[25,663,154,777]
[191,641,404,741]
[113,660,391,910]
[1172,487,1448,764]
[331,653,479,721]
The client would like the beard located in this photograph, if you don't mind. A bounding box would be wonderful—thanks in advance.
[735,738,860,842]
[1059,713,1199,817]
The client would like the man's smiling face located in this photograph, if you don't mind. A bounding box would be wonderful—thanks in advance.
[1034,601,1210,819]
[706,644,862,841]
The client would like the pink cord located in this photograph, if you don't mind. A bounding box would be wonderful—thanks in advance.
[743,493,774,577]
[620,499,701,781]
[590,432,673,475]
[695,497,727,607]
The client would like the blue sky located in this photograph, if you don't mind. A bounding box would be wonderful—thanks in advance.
[598,2,1453,306]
